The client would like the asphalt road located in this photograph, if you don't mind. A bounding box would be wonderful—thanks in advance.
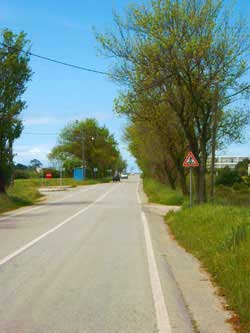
[0,176,193,333]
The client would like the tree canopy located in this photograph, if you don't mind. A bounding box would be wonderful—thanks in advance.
[49,118,126,178]
[96,0,250,202]
[0,29,32,193]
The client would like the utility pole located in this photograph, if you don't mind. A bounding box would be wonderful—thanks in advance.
[80,127,85,179]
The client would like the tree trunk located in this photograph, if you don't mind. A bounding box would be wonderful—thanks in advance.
[197,143,207,203]
[210,123,216,199]
[210,88,219,199]
[164,163,177,190]
[0,173,6,194]
[178,167,189,195]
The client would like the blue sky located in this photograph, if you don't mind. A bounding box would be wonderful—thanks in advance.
[1,0,250,170]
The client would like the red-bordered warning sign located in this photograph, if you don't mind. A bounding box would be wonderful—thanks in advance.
[183,152,199,168]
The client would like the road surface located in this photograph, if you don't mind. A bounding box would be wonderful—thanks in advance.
[0,176,193,333]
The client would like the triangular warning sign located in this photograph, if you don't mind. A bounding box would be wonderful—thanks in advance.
[183,151,199,168]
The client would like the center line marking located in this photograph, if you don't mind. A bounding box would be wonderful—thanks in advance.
[0,185,116,267]
[137,182,172,333]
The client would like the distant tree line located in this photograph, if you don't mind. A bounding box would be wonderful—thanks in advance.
[96,0,250,203]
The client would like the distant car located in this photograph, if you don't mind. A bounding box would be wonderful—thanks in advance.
[112,173,120,182]
[120,173,128,179]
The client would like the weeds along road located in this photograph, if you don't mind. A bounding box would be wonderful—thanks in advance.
[0,175,193,333]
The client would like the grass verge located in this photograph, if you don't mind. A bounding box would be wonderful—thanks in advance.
[0,177,111,215]
[166,205,250,333]
[0,179,43,214]
[142,177,250,332]
[143,177,184,206]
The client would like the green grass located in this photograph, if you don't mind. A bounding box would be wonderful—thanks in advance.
[0,179,43,214]
[166,205,250,333]
[143,178,185,206]
[0,177,111,215]
[143,177,250,332]
[213,184,250,206]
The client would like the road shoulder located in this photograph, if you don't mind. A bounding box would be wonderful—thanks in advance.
[139,181,235,333]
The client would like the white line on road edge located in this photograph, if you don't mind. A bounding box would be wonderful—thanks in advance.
[0,185,116,267]
[136,182,142,204]
[137,183,172,333]
[0,185,99,222]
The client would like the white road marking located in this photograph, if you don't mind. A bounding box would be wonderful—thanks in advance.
[136,182,142,204]
[137,183,172,333]
[0,185,99,222]
[0,185,116,267]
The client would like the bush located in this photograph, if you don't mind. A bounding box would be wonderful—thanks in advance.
[235,158,250,177]
[215,184,250,206]
[232,182,248,191]
[242,175,250,187]
[215,167,241,186]
[143,178,184,206]
[14,169,37,179]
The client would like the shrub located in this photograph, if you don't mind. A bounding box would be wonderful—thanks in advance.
[14,169,38,179]
[215,184,250,206]
[215,167,241,186]
[241,175,250,187]
[232,182,248,191]
[235,158,250,177]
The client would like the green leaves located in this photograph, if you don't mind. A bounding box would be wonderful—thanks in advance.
[49,118,126,178]
[0,29,32,192]
[96,0,250,202]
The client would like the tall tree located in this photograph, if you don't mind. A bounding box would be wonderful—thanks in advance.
[96,0,250,203]
[30,159,43,170]
[49,118,126,178]
[0,29,32,193]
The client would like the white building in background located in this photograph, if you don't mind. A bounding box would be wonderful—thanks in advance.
[207,156,250,169]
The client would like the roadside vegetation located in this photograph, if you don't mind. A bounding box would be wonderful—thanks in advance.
[96,0,250,204]
[143,178,184,206]
[0,177,111,215]
[167,206,250,333]
[0,179,42,214]
[143,167,250,333]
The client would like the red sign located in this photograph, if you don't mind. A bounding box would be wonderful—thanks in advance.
[183,152,199,168]
[45,172,52,179]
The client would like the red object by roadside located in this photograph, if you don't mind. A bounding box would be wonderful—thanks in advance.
[183,152,199,168]
[45,173,52,179]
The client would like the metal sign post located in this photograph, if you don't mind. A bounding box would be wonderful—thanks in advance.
[183,152,199,207]
[189,167,192,207]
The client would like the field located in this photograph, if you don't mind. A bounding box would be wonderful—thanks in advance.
[143,177,250,333]
[0,177,111,215]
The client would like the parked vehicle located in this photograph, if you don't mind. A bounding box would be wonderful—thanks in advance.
[112,173,120,182]
[120,173,128,179]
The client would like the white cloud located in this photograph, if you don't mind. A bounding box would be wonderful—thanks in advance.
[13,144,53,166]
